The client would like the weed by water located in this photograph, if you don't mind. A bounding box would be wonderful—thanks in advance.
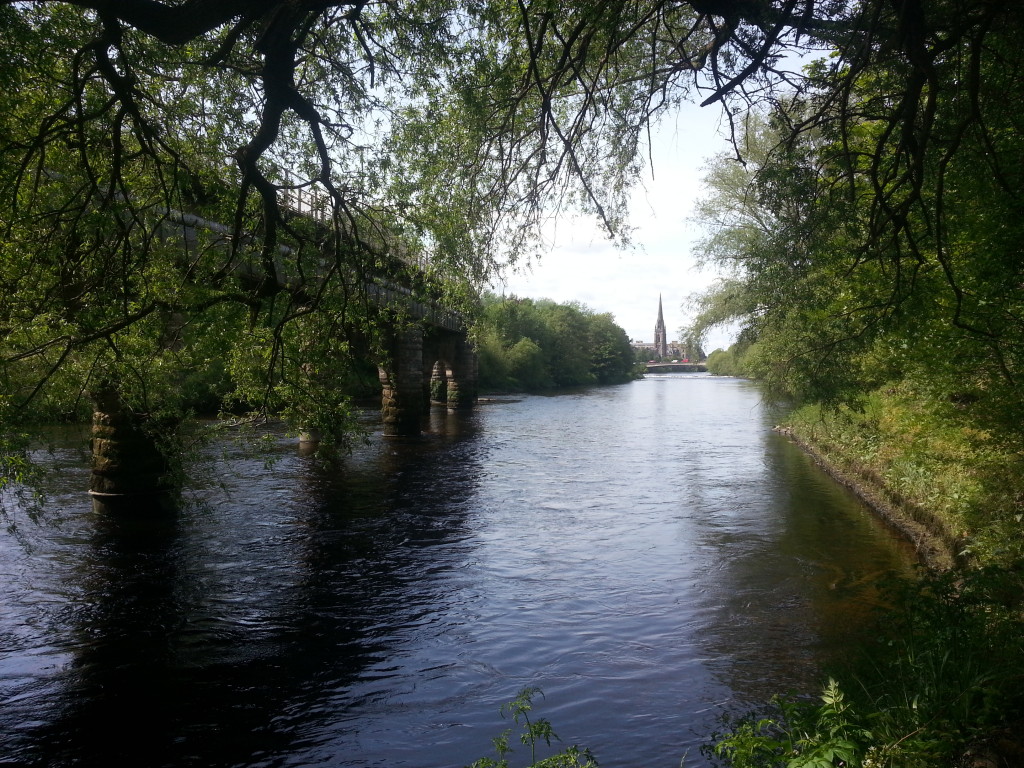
[704,679,865,768]
[703,567,1024,767]
[467,687,598,768]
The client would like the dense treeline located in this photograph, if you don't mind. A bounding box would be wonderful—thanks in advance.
[475,294,639,392]
[688,10,1024,564]
[685,2,1024,764]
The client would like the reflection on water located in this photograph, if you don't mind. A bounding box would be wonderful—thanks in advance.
[0,376,915,767]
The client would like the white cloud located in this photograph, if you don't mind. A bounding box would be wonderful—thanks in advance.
[491,100,737,352]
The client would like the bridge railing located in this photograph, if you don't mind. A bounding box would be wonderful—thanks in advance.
[167,206,465,333]
[275,167,332,225]
[36,166,467,332]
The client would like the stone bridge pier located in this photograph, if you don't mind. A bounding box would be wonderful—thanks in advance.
[89,321,477,498]
[89,385,173,498]
[378,323,478,436]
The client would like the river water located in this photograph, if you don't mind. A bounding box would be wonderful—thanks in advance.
[0,374,914,768]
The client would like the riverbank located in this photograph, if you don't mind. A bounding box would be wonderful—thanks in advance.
[734,385,1024,768]
[775,384,1024,569]
[705,384,1024,768]
[774,424,958,570]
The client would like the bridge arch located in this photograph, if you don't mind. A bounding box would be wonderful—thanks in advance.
[378,322,477,438]
[423,327,478,410]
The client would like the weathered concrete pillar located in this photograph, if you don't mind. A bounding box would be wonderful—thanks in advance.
[297,429,321,457]
[430,360,448,404]
[89,386,171,497]
[378,324,425,436]
[446,335,478,409]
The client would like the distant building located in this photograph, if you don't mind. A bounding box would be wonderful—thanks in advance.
[653,294,668,359]
[630,296,705,361]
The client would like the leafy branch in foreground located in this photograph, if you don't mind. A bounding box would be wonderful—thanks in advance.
[467,687,598,768]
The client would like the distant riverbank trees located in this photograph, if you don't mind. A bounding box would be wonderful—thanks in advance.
[684,5,1024,562]
[703,344,747,378]
[475,294,640,392]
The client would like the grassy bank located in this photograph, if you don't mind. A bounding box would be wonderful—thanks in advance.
[703,564,1024,768]
[782,383,1024,569]
[702,382,1024,768]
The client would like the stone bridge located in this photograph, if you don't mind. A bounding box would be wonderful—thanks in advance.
[644,362,707,373]
[90,203,477,498]
[376,323,478,438]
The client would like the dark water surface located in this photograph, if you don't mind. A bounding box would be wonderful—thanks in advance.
[1,375,915,767]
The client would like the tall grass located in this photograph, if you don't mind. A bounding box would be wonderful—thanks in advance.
[784,383,1024,566]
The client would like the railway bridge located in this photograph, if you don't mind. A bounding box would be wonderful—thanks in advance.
[89,198,477,498]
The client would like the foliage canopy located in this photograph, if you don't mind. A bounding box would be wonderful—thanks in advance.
[4,0,1019,446]
[688,1,1024,447]
[476,293,638,391]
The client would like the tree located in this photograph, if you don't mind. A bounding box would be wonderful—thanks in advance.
[686,2,1024,444]
[476,296,555,390]
[585,312,637,384]
[6,0,1021,463]
[475,294,636,391]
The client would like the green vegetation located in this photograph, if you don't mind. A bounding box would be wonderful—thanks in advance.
[683,0,1024,563]
[4,0,1024,762]
[475,294,640,392]
[6,0,966,470]
[0,0,745,460]
[705,346,748,378]
[704,567,1024,768]
[468,688,598,768]
[682,2,1024,763]
[785,390,1024,568]
[682,1,1024,545]
[687,0,1024,451]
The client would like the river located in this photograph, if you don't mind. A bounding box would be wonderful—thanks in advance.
[0,374,915,767]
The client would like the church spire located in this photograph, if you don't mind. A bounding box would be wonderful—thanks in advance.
[654,294,668,358]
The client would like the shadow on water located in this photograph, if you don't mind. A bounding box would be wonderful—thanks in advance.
[2,407,485,768]
[1,384,920,768]
[691,429,917,710]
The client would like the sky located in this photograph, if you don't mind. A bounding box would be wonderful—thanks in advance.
[488,99,737,353]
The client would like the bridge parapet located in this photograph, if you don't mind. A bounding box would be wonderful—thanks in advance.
[169,208,465,332]
[644,362,708,373]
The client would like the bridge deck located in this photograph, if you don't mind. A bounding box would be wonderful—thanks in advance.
[644,363,708,373]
